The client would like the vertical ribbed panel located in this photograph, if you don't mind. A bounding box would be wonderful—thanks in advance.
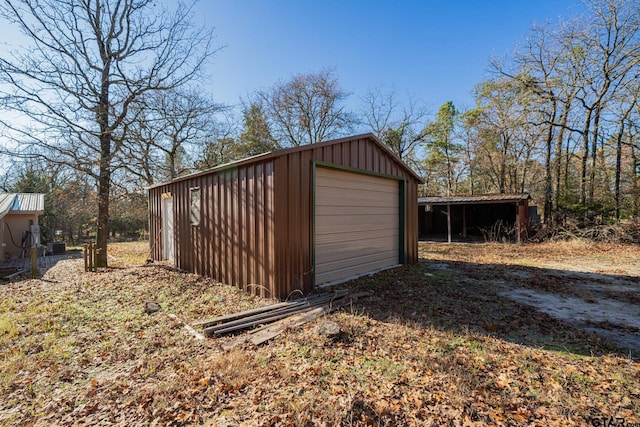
[149,134,419,300]
[273,136,419,297]
[149,160,276,297]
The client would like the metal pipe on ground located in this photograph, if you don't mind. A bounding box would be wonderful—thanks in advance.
[202,292,351,337]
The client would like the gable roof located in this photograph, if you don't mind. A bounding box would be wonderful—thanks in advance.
[418,193,530,206]
[0,193,45,219]
[147,133,423,189]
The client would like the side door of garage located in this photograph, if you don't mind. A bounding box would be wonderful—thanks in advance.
[162,195,175,263]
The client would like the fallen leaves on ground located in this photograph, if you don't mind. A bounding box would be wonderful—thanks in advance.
[0,241,638,425]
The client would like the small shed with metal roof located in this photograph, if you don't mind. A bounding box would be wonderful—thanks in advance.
[0,193,45,258]
[418,193,534,242]
[148,133,422,299]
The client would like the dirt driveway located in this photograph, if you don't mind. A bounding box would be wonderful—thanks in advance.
[497,271,639,354]
[345,241,640,360]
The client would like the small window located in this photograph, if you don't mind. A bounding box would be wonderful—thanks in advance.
[190,187,201,225]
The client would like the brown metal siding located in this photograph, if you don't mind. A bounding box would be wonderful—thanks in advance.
[273,136,419,297]
[149,160,276,298]
[149,134,419,300]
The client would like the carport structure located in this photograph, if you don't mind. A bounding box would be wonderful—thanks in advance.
[418,193,532,243]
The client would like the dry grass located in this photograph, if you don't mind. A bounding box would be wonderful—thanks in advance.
[420,239,639,263]
[0,241,638,425]
[107,241,151,267]
[420,240,640,276]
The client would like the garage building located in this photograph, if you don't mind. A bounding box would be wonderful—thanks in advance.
[148,134,422,299]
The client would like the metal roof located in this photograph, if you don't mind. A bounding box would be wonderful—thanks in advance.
[147,133,424,189]
[0,194,15,218]
[13,193,45,212]
[0,193,45,219]
[418,193,531,206]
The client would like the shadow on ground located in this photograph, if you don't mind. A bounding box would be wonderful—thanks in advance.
[344,259,640,360]
[0,252,83,280]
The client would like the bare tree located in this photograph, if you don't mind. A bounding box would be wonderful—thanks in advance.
[482,0,640,224]
[572,0,640,207]
[120,88,226,186]
[254,68,354,147]
[629,110,640,218]
[466,78,533,194]
[360,88,429,167]
[0,0,216,266]
[612,78,639,222]
[194,111,240,169]
[495,21,584,223]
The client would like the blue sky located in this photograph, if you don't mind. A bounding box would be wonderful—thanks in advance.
[190,0,586,113]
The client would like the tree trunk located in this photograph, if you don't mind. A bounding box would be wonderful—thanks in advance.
[632,143,639,219]
[554,107,569,211]
[96,144,110,267]
[589,107,601,207]
[564,136,571,204]
[445,143,453,196]
[169,151,176,181]
[614,120,624,222]
[580,109,592,207]
[466,139,475,196]
[499,135,508,193]
[95,62,111,268]
[543,101,557,224]
[615,102,636,222]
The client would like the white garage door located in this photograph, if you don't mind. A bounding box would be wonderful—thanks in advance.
[315,167,400,285]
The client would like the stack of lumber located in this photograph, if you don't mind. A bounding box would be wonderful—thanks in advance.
[192,290,366,349]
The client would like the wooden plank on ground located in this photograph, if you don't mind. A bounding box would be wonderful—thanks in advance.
[167,313,205,340]
[247,291,371,346]
[221,307,328,350]
[249,306,329,346]
[217,291,369,350]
